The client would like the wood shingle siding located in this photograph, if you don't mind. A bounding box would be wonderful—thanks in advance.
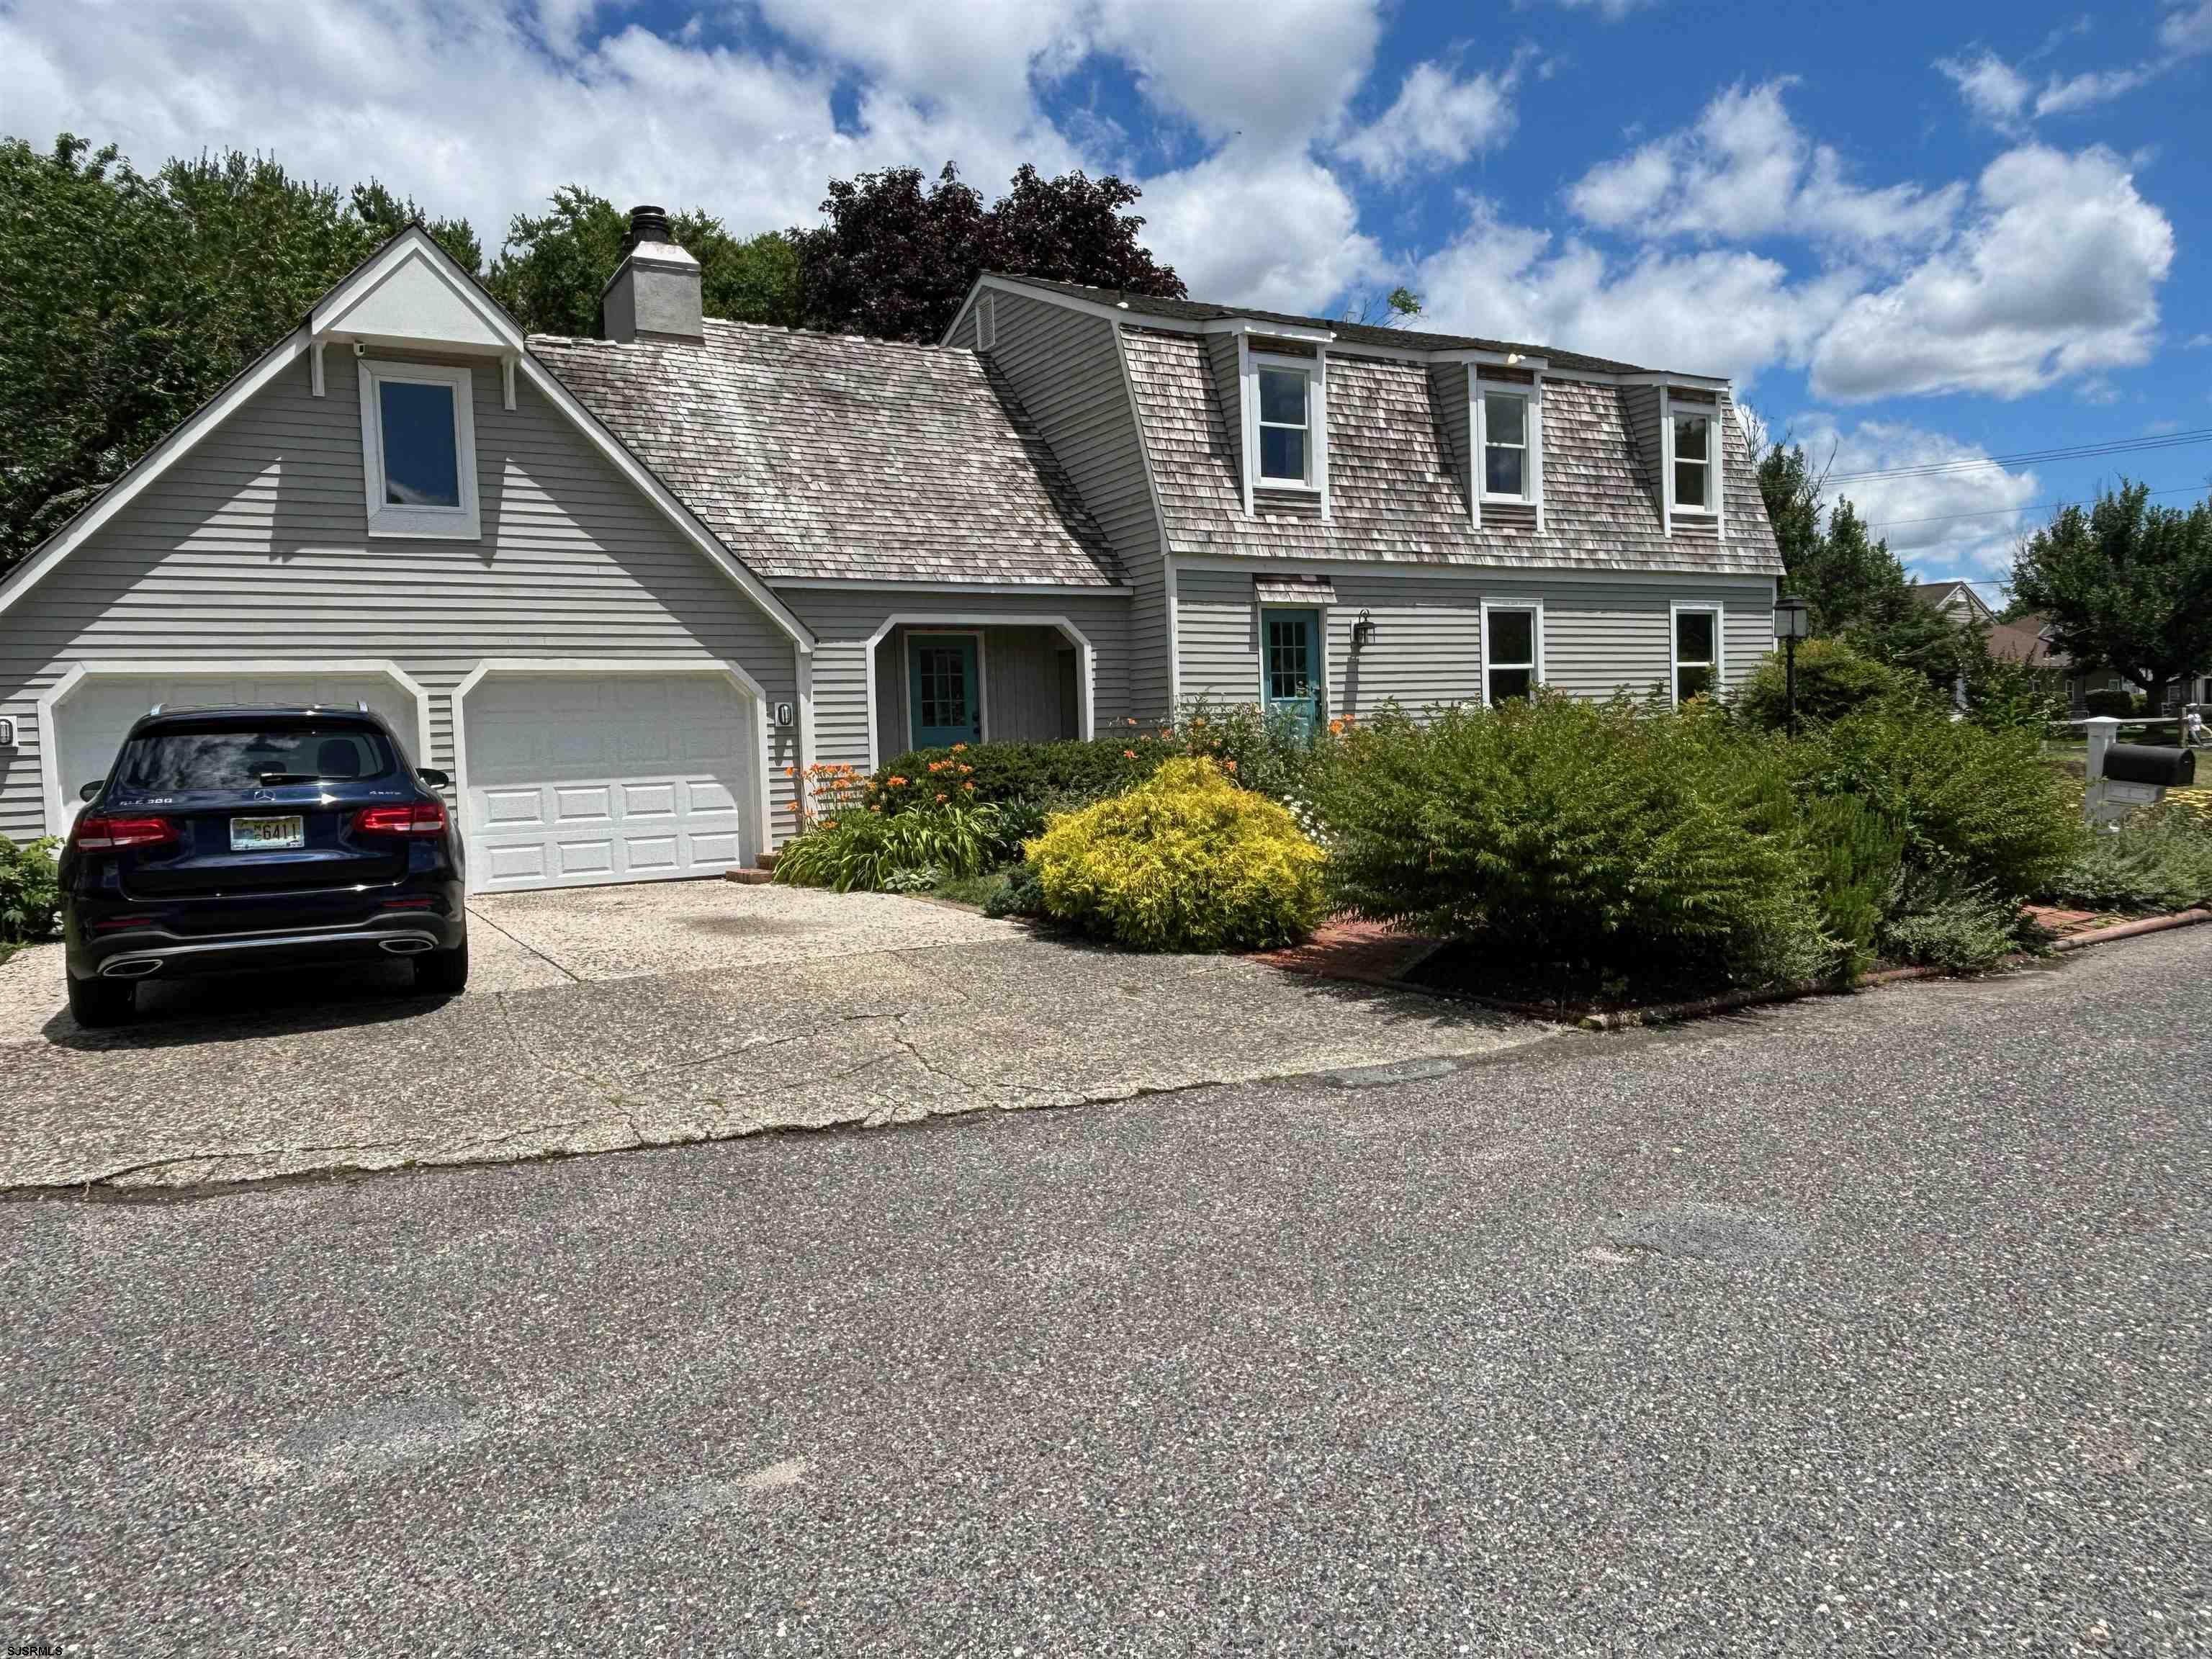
[0,350,802,843]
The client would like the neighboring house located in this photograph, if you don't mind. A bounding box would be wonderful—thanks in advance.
[1993,611,2212,714]
[1907,579,1999,628]
[0,210,1783,894]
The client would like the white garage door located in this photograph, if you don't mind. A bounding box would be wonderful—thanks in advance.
[50,670,422,830]
[462,673,756,892]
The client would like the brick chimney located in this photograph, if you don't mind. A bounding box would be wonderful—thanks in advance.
[601,204,703,344]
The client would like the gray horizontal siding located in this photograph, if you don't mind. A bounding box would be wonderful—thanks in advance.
[984,291,1170,720]
[778,587,1132,772]
[0,348,804,845]
[1176,565,1776,719]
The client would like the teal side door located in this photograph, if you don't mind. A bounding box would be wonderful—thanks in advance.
[1261,608,1323,739]
[909,635,981,750]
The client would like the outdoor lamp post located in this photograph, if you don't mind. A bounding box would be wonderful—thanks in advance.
[1773,593,1811,729]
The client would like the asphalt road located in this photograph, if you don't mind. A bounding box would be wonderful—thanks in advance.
[4,927,2207,1655]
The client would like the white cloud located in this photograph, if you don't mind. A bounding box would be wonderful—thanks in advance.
[2160,1,2212,55]
[1937,53,2033,134]
[1789,416,2041,577]
[1080,0,1382,148]
[2185,333,2212,349]
[1810,145,2174,401]
[1339,55,1522,181]
[1139,140,1380,313]
[1565,81,1961,259]
[1529,0,1658,18]
[2032,64,2157,117]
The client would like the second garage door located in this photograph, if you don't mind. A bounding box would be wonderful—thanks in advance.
[461,671,757,892]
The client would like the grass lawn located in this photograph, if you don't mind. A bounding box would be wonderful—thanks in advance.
[928,868,1015,909]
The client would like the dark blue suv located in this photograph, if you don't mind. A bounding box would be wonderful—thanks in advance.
[58,705,467,1027]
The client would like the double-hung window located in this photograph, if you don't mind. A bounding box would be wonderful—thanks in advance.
[1671,412,1712,513]
[1484,604,1539,704]
[1256,365,1313,485]
[1673,607,1719,702]
[359,360,480,539]
[1483,391,1530,500]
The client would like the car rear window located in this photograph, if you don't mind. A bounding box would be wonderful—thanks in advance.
[114,724,400,791]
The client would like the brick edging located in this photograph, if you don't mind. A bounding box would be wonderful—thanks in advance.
[1300,905,2212,1031]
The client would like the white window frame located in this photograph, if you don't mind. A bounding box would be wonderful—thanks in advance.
[1480,597,1545,705]
[1478,388,1533,505]
[1663,392,1717,523]
[359,359,480,540]
[1251,355,1320,491]
[1670,602,1724,704]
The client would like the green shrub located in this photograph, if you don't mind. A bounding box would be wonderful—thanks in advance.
[1028,757,1326,951]
[1789,701,2085,901]
[1736,639,1924,730]
[1798,795,1905,980]
[0,836,60,945]
[983,862,1046,920]
[876,737,1159,815]
[2041,806,2212,914]
[2083,688,2141,719]
[1878,867,2024,974]
[774,804,999,893]
[1315,696,1830,988]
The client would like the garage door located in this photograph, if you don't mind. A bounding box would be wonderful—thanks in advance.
[50,670,422,830]
[461,673,755,892]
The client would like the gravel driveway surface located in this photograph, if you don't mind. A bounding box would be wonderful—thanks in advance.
[3,926,2205,1654]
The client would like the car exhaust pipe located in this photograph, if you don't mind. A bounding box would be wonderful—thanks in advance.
[378,937,435,956]
[100,958,163,979]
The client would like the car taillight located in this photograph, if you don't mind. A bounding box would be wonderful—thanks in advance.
[352,800,449,837]
[70,814,179,850]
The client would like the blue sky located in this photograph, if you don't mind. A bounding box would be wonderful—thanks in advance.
[3,0,2207,592]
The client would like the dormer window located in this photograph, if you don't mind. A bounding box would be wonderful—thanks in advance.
[1483,391,1530,500]
[1257,364,1313,485]
[1671,413,1712,513]
[359,360,480,539]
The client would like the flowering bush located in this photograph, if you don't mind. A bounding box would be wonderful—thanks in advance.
[1027,757,1326,951]
[775,760,1002,892]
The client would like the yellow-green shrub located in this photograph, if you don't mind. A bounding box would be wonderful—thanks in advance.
[1027,757,1326,951]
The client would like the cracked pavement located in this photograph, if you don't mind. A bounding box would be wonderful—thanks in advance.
[0,882,1548,1190]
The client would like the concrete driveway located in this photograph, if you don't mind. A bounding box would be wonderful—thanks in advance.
[0,881,1549,1191]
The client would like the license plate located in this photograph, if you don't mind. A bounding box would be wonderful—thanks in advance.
[230,814,305,851]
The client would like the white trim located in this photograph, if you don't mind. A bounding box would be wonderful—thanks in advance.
[310,339,326,398]
[0,331,310,621]
[513,354,813,652]
[1172,553,1785,586]
[1531,374,1546,534]
[310,228,523,354]
[501,354,518,413]
[1314,351,1331,521]
[770,577,1130,596]
[860,613,1097,769]
[1663,387,1717,526]
[1164,554,1183,709]
[34,658,433,836]
[1465,364,1480,531]
[976,292,996,352]
[1235,334,1255,515]
[1479,598,1545,703]
[1256,602,1328,717]
[1668,601,1725,704]
[449,657,771,893]
[359,359,481,540]
[902,629,989,750]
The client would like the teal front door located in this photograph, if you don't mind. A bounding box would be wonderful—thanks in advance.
[910,635,981,749]
[1262,608,1323,738]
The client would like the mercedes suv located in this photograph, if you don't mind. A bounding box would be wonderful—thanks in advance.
[58,705,467,1027]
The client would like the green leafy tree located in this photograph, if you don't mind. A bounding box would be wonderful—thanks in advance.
[791,162,1184,342]
[349,179,482,272]
[0,135,476,572]
[2011,481,2212,715]
[485,185,801,336]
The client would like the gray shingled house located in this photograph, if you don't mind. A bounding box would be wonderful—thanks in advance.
[0,212,1781,894]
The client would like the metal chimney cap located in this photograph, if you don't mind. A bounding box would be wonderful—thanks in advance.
[626,204,675,250]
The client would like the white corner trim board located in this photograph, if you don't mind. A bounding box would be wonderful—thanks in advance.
[449,657,773,875]
[34,659,433,835]
[860,613,1097,770]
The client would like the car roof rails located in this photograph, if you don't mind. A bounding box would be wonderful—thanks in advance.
[359,700,371,713]
[148,703,163,716]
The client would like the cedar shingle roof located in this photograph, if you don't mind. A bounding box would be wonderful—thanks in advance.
[531,320,1125,588]
[1121,328,1784,577]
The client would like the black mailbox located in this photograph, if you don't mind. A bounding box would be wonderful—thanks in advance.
[2103,744,2196,787]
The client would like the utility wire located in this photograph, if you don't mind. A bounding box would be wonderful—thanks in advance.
[1826,428,2212,484]
[1867,482,2206,531]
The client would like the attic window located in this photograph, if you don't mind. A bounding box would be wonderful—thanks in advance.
[359,360,480,539]
[1256,365,1312,485]
[1672,413,1712,513]
[1482,391,1530,500]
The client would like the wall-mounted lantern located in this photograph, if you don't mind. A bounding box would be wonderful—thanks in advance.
[1351,609,1377,650]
